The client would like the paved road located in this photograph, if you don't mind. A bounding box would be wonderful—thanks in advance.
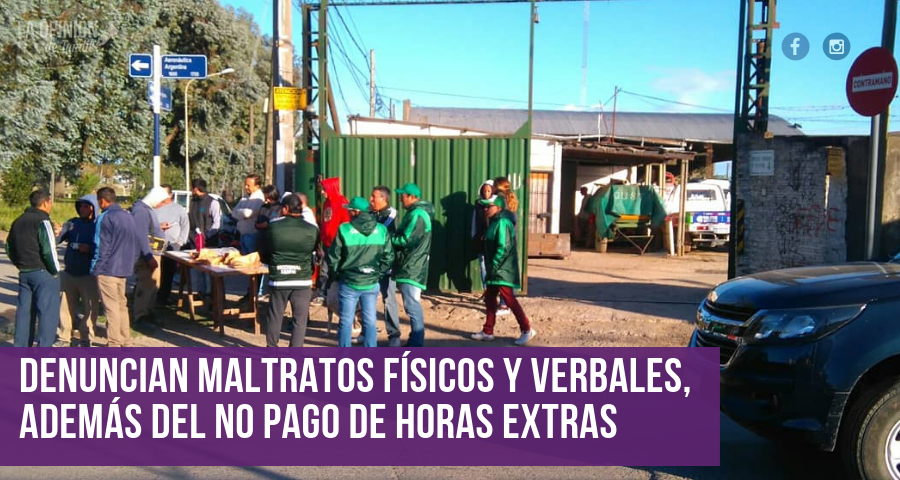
[0,414,844,480]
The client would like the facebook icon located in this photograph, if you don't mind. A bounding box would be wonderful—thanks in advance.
[781,33,810,60]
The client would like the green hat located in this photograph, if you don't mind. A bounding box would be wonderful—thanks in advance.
[395,183,421,197]
[478,195,506,208]
[344,196,370,211]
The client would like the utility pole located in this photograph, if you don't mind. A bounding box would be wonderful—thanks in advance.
[369,49,376,117]
[249,103,255,173]
[272,0,295,193]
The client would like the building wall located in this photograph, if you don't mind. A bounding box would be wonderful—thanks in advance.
[883,135,900,259]
[736,134,848,276]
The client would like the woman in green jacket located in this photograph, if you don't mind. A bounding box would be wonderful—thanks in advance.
[470,195,536,346]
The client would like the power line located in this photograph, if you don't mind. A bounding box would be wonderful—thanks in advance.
[378,85,575,107]
[618,90,732,113]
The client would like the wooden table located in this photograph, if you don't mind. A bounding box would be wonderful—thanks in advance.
[163,250,268,336]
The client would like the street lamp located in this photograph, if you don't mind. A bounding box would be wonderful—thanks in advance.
[184,67,235,190]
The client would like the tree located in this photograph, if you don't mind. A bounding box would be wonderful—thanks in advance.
[0,0,274,203]
[74,172,101,197]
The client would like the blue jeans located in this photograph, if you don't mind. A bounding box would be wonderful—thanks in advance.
[15,270,60,347]
[338,282,378,347]
[398,283,424,347]
[380,276,400,339]
[240,233,258,255]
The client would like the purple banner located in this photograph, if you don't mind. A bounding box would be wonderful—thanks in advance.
[0,348,719,466]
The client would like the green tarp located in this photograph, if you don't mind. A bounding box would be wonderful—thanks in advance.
[587,185,668,240]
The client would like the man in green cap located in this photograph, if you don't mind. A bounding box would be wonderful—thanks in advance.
[392,183,434,347]
[326,196,394,347]
[471,195,536,346]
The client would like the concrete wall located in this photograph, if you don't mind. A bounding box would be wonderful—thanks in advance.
[736,134,849,276]
[883,135,900,258]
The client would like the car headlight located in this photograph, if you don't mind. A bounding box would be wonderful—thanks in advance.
[744,305,866,344]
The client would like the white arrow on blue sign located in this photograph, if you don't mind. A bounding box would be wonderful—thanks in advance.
[148,82,173,112]
[161,54,207,79]
[129,53,153,78]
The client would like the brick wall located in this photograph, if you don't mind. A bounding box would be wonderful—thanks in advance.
[736,134,848,276]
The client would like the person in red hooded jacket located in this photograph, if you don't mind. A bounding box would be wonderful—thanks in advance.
[314,177,350,304]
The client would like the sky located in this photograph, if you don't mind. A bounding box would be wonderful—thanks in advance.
[219,0,898,136]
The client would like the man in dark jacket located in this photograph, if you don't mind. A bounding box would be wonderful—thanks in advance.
[6,189,61,347]
[392,183,434,347]
[365,185,401,347]
[56,194,101,347]
[259,194,320,347]
[470,195,536,346]
[92,187,141,347]
[188,178,221,298]
[326,197,394,347]
[131,186,166,326]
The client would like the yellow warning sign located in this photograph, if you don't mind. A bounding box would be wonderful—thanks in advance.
[273,87,306,110]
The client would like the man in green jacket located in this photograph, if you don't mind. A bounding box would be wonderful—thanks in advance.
[259,194,320,347]
[471,195,536,346]
[392,183,434,347]
[6,189,62,347]
[327,197,394,347]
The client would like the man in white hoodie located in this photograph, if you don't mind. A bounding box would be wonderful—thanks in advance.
[234,174,265,254]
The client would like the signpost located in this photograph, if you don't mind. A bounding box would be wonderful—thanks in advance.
[129,53,152,78]
[148,82,172,111]
[161,55,208,79]
[129,51,211,187]
[846,47,899,117]
[273,87,307,110]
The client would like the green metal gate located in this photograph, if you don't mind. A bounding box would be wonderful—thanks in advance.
[310,125,531,293]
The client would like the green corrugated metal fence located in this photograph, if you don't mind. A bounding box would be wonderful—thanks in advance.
[315,129,530,293]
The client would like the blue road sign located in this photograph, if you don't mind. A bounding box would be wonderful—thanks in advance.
[161,55,207,79]
[129,53,152,78]
[148,82,173,111]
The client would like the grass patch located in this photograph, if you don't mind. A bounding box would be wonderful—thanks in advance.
[0,200,79,232]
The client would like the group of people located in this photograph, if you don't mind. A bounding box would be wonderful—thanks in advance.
[5,179,226,347]
[4,173,537,348]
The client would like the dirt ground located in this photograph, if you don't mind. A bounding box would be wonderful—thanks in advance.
[0,235,726,347]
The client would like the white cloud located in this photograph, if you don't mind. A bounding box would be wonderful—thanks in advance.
[647,68,735,112]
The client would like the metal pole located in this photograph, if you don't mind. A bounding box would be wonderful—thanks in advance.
[152,44,162,188]
[728,0,748,279]
[867,0,897,259]
[370,49,376,117]
[679,159,688,257]
[272,0,281,190]
[184,78,195,191]
[611,86,618,141]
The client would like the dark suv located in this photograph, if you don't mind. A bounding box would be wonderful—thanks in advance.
[690,258,900,479]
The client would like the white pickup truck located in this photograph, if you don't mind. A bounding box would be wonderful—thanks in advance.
[664,182,731,249]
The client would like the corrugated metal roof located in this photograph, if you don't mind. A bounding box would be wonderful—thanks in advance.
[408,107,804,143]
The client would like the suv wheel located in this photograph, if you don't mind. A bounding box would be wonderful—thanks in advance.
[842,379,900,479]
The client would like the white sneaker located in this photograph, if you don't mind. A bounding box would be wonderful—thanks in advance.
[471,331,495,341]
[515,329,536,346]
[497,307,511,316]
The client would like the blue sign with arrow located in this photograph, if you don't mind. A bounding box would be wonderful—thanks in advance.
[129,53,152,78]
[161,55,207,79]
[148,82,172,112]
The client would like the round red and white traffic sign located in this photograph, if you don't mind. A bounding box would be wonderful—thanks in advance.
[846,47,899,117]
